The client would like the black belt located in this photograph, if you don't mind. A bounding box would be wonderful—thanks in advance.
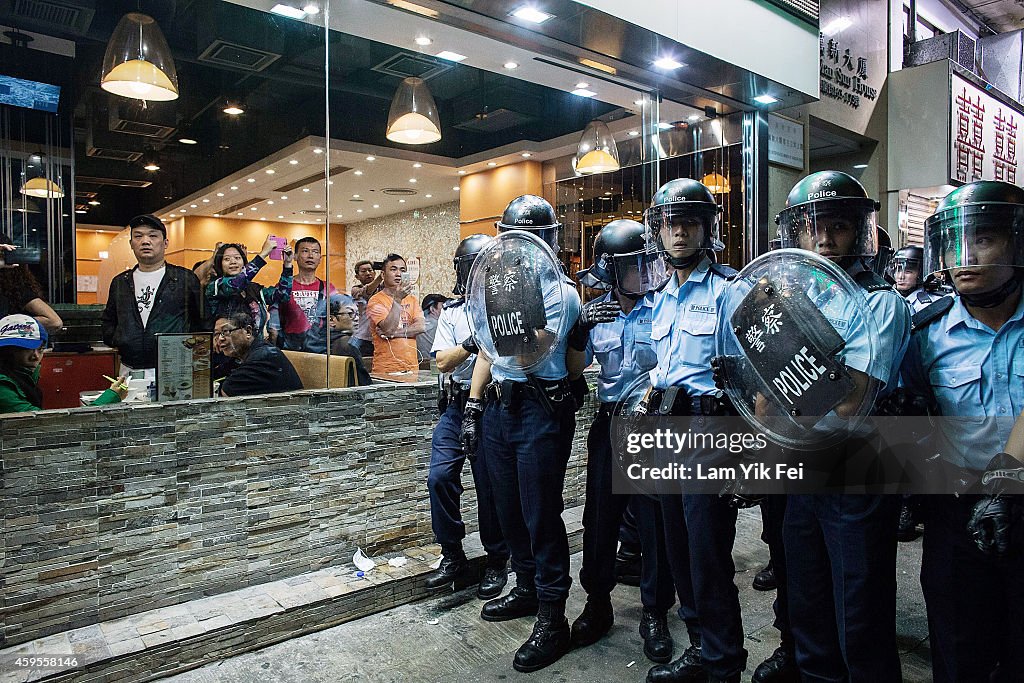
[485,378,571,411]
[651,387,736,416]
[596,402,616,419]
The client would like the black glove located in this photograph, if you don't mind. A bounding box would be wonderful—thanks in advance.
[568,299,622,350]
[569,375,589,412]
[461,336,478,355]
[710,355,743,394]
[873,388,936,417]
[461,398,485,461]
[968,452,1024,555]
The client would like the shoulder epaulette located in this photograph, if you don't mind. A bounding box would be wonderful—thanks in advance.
[442,298,464,310]
[853,269,891,293]
[709,263,738,280]
[911,295,955,333]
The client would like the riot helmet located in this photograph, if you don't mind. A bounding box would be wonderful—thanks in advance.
[452,234,493,295]
[776,171,880,259]
[645,178,722,268]
[577,219,667,296]
[923,180,1024,307]
[496,195,561,251]
[888,245,923,295]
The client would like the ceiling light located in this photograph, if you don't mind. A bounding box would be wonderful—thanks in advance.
[386,77,442,145]
[633,99,644,106]
[399,199,405,203]
[753,94,779,105]
[278,215,285,219]
[189,204,196,208]
[237,212,243,216]
[315,204,321,209]
[415,36,432,46]
[217,192,224,197]
[653,57,684,70]
[521,152,532,158]
[853,163,869,169]
[230,186,238,190]
[435,50,467,62]
[413,162,422,168]
[628,130,639,136]
[373,204,380,208]
[511,6,553,23]
[247,178,256,183]
[336,214,342,218]
[143,161,160,171]
[409,178,417,183]
[821,16,853,35]
[458,170,466,175]
[223,104,244,116]
[353,170,363,176]
[313,148,323,154]
[302,4,319,15]
[572,88,596,97]
[657,122,673,130]
[302,188,310,192]
[289,159,298,165]
[266,169,276,174]
[250,207,258,211]
[75,209,87,214]
[260,217,266,221]
[202,199,210,203]
[281,195,288,199]
[178,138,197,145]
[88,200,101,206]
[180,209,187,213]
[366,156,376,161]
[20,177,65,199]
[687,114,701,123]
[267,200,275,205]
[452,186,459,191]
[425,194,432,198]
[100,13,179,102]
[357,209,364,213]
[575,82,589,89]
[579,58,616,75]
[504,61,519,70]
[353,194,360,198]
[575,119,621,175]
[488,162,497,167]
[271,4,307,20]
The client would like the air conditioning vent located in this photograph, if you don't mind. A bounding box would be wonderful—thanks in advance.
[299,209,328,216]
[221,198,267,214]
[107,103,176,139]
[76,176,152,188]
[371,52,452,81]
[381,187,417,196]
[86,147,143,162]
[198,39,280,72]
[452,108,531,133]
[274,165,350,193]
[10,0,95,33]
[109,118,176,138]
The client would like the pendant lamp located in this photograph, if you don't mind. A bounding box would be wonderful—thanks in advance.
[701,172,730,193]
[20,176,65,199]
[574,119,620,175]
[101,13,179,102]
[386,77,441,145]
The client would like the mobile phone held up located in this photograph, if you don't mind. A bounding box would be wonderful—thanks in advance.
[400,272,413,287]
[268,236,289,260]
[372,261,384,271]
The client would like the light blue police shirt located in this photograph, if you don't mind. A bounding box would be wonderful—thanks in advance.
[431,300,475,387]
[906,287,948,314]
[491,279,582,383]
[901,293,1024,470]
[585,291,657,403]
[649,257,730,395]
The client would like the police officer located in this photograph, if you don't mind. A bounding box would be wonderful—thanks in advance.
[775,171,910,682]
[900,180,1024,682]
[424,235,510,599]
[568,220,676,663]
[461,195,584,673]
[642,179,746,683]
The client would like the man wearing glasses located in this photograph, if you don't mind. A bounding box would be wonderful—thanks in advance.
[214,311,302,396]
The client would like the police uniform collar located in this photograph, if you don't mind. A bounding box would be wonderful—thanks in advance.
[442,297,464,309]
[947,289,1024,333]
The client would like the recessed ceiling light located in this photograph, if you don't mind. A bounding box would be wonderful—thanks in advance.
[657,122,673,130]
[281,195,288,200]
[575,81,589,89]
[190,204,198,208]
[853,163,869,169]
[628,130,639,136]
[572,88,596,97]
[458,170,466,175]
[754,94,779,105]
[230,186,238,190]
[144,162,160,171]
[260,217,266,221]
[413,162,422,168]
[268,200,275,205]
[213,214,220,217]
[357,209,363,213]
[604,191,612,195]
[353,194,360,198]
[266,169,276,174]
[511,6,553,23]
[315,204,321,209]
[399,199,406,203]
[88,200,100,206]
[247,178,256,183]
[354,170,363,176]
[436,50,467,62]
[223,105,244,116]
[278,215,285,219]
[688,114,701,122]
[452,186,459,191]
[409,178,417,183]
[415,36,432,46]
[180,209,187,212]
[271,4,307,19]
[216,192,224,197]
[289,159,298,165]
[633,99,644,106]
[302,188,310,192]
[202,199,210,203]
[178,138,197,145]
[487,162,497,167]
[425,194,432,198]
[373,204,380,208]
[313,148,323,154]
[302,4,319,15]
[327,180,333,185]
[504,61,519,70]
[521,152,532,157]
[336,214,342,218]
[250,207,258,211]
[75,209,87,214]
[237,212,243,216]
[366,156,375,161]
[653,57,684,70]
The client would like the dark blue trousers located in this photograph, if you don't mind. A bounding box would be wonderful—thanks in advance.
[784,494,901,683]
[482,397,575,602]
[580,413,675,613]
[661,493,746,678]
[760,495,793,652]
[619,503,641,552]
[921,495,1024,683]
[427,401,508,565]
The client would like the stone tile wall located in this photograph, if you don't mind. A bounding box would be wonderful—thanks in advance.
[0,382,593,647]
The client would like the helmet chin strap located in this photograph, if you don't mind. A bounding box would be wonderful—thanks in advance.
[665,249,705,269]
[957,270,1024,308]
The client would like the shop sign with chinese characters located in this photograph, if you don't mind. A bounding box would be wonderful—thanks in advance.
[949,73,1022,185]
[819,32,878,111]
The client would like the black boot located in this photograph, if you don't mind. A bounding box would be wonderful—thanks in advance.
[615,547,642,587]
[480,585,539,622]
[897,501,919,542]
[424,549,467,590]
[647,632,703,682]
[751,647,799,683]
[477,562,508,600]
[752,560,776,591]
[513,599,571,673]
[639,608,673,664]
[570,596,614,647]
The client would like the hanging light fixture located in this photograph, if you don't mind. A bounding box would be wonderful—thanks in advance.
[701,172,730,193]
[385,77,441,145]
[20,176,65,199]
[100,13,179,102]
[574,119,620,175]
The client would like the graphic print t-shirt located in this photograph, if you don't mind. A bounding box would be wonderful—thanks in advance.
[279,279,339,334]
[133,266,166,328]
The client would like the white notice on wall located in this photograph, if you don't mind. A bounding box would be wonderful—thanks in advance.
[769,114,804,170]
[77,275,98,292]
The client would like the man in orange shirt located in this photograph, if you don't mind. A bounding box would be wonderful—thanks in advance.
[366,254,425,373]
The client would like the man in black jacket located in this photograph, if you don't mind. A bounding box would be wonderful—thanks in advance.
[214,312,302,396]
[101,215,203,374]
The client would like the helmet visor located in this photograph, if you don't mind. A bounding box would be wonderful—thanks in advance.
[645,204,720,258]
[886,255,922,287]
[777,199,878,258]
[454,253,477,294]
[924,204,1024,275]
[611,248,670,296]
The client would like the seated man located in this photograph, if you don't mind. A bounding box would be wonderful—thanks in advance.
[328,295,372,386]
[215,312,303,397]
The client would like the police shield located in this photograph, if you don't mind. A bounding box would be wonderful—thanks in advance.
[465,230,571,374]
[715,249,882,449]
